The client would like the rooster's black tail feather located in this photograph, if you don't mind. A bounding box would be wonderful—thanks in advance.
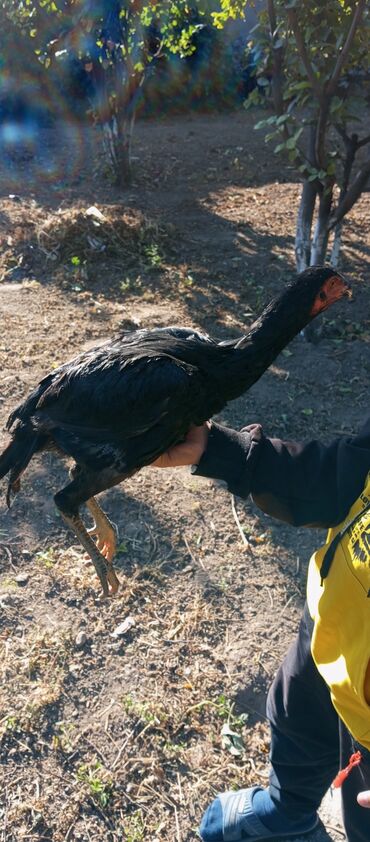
[0,428,46,507]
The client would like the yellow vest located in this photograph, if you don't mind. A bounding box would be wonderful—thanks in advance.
[307,472,370,750]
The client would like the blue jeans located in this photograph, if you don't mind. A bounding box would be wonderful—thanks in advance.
[266,604,370,842]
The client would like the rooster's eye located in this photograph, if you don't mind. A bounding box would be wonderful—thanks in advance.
[319,291,327,301]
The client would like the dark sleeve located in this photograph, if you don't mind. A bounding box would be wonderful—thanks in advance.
[193,418,370,528]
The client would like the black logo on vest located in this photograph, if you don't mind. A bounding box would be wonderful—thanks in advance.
[351,521,370,564]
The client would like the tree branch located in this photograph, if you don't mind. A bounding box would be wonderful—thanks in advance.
[267,0,286,118]
[357,133,370,149]
[329,157,370,228]
[327,0,366,95]
[267,0,277,33]
[287,7,321,97]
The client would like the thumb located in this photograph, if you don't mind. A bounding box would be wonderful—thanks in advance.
[357,791,370,808]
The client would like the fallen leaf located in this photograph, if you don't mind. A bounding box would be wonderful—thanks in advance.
[221,723,245,756]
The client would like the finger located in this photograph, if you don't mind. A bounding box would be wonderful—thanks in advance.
[357,791,370,808]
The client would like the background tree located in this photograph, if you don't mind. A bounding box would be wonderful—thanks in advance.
[248,0,370,279]
[0,0,245,186]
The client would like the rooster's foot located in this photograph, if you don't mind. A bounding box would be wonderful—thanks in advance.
[60,511,120,597]
[86,498,117,561]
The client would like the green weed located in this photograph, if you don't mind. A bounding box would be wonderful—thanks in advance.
[36,548,57,568]
[143,242,163,268]
[76,760,113,807]
[123,810,145,841]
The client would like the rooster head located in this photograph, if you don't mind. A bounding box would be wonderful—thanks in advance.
[306,266,352,318]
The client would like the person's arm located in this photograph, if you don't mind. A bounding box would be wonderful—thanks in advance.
[194,419,370,527]
[152,418,370,528]
[152,423,210,468]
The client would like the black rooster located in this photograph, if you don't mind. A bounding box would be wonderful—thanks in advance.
[0,267,350,595]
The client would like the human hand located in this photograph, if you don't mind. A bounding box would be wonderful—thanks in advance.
[150,423,210,468]
[357,791,370,808]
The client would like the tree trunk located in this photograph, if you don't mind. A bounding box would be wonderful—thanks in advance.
[302,184,333,342]
[330,132,357,266]
[296,178,333,342]
[99,103,136,187]
[115,112,135,187]
[295,180,317,271]
[330,224,342,268]
[310,186,332,265]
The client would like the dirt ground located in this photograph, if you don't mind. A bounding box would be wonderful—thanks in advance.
[0,109,369,842]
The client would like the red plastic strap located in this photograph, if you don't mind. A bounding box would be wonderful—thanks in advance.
[332,751,362,788]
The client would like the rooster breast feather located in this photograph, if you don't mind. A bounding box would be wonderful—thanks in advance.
[32,355,209,472]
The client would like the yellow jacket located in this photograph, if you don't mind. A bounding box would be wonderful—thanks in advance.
[307,472,370,749]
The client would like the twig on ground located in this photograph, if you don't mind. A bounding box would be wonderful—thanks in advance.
[264,585,274,608]
[143,521,158,561]
[96,700,119,719]
[174,805,182,842]
[281,594,295,616]
[84,737,109,768]
[111,727,136,771]
[82,817,93,841]
[230,496,251,549]
[324,824,345,839]
[183,534,206,570]
[0,544,16,571]
[177,772,183,804]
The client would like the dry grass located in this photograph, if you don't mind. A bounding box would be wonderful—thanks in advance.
[0,201,170,287]
[35,205,164,266]
[0,543,273,841]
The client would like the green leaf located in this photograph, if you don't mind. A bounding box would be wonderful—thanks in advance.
[286,136,297,150]
[276,113,290,125]
[221,723,245,757]
[330,97,344,113]
[265,131,279,143]
[290,80,311,91]
[255,116,276,130]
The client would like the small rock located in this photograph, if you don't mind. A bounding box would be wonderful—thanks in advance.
[75,631,88,649]
[111,616,136,638]
[15,573,29,586]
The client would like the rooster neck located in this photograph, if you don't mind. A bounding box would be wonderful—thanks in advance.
[212,295,311,401]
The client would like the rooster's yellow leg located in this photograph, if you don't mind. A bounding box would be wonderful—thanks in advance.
[85,498,119,592]
[86,498,117,559]
[59,511,116,596]
[57,470,121,595]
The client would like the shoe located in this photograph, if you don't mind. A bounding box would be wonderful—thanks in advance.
[199,786,320,841]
